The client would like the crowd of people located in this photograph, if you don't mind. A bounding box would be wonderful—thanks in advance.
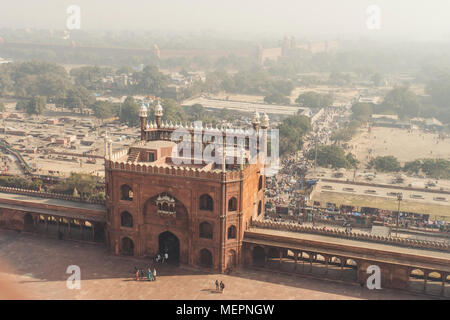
[135,266,157,281]
[265,107,347,216]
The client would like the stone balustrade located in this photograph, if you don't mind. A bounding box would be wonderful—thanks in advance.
[0,186,105,205]
[252,219,450,252]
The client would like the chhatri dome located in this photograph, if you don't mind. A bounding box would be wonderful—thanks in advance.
[139,103,148,118]
[252,110,260,125]
[261,112,270,127]
[155,101,163,117]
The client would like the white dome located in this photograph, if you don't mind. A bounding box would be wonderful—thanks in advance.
[155,102,163,117]
[252,110,260,124]
[139,104,148,117]
[261,112,270,127]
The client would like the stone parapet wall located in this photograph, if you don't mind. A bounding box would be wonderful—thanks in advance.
[0,186,105,205]
[251,219,450,252]
[105,160,246,181]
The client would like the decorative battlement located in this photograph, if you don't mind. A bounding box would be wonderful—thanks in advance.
[144,121,267,135]
[251,219,450,252]
[0,186,105,205]
[105,159,254,181]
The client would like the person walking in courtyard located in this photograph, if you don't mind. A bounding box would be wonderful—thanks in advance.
[135,269,139,281]
[147,268,154,281]
[153,268,157,280]
[164,252,169,263]
[215,279,219,292]
[220,281,225,293]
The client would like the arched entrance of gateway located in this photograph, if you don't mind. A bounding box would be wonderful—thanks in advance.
[23,213,34,232]
[200,248,213,267]
[158,231,180,264]
[121,237,134,256]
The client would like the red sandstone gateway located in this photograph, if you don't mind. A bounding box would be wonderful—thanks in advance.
[104,103,268,271]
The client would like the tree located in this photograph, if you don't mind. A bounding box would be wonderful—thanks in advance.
[426,73,450,108]
[15,100,27,111]
[64,86,95,112]
[295,92,333,109]
[9,61,71,100]
[25,96,47,115]
[329,72,352,86]
[92,100,114,120]
[368,156,401,172]
[307,145,354,169]
[54,173,101,200]
[70,66,113,90]
[420,159,450,179]
[331,120,362,145]
[264,92,290,105]
[379,87,421,119]
[132,65,170,95]
[161,99,186,123]
[120,96,139,126]
[278,115,311,155]
[184,103,208,121]
[346,153,359,168]
[403,159,422,175]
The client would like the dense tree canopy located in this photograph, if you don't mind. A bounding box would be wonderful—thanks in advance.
[161,99,186,123]
[306,144,357,169]
[278,115,311,155]
[295,92,334,109]
[0,61,71,100]
[70,66,113,91]
[92,100,116,120]
[132,65,170,95]
[378,87,421,119]
[25,96,47,115]
[264,92,290,105]
[120,96,140,126]
[51,173,104,200]
[368,156,401,172]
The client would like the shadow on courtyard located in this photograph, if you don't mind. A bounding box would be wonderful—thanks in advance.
[0,230,440,299]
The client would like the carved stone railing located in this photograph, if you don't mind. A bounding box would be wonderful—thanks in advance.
[0,186,105,205]
[251,219,450,252]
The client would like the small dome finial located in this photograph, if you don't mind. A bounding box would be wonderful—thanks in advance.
[139,103,148,118]
[155,100,163,117]
[261,112,270,128]
[252,109,260,125]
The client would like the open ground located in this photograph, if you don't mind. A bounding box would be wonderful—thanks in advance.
[0,230,432,300]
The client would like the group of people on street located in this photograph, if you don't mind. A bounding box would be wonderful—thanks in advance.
[215,280,225,293]
[135,266,157,281]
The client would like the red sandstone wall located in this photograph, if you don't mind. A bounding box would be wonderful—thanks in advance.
[105,162,263,271]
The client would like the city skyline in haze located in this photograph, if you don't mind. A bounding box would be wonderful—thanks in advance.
[0,1,449,42]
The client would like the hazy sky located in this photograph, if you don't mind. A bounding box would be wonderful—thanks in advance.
[1,0,449,41]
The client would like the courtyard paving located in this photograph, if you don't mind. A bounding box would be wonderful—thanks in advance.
[0,230,432,300]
